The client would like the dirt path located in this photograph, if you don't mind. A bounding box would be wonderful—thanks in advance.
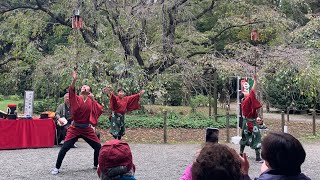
[0,142,319,180]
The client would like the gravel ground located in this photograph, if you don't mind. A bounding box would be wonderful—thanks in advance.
[0,142,319,180]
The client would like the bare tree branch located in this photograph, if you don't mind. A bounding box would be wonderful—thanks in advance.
[144,57,176,75]
[0,56,23,67]
[35,0,68,27]
[186,21,265,58]
[0,3,39,13]
[187,51,209,58]
[173,0,188,10]
[177,0,216,24]
[0,1,98,49]
[211,21,264,42]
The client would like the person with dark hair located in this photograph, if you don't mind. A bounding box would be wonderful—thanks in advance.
[239,75,263,163]
[103,87,144,140]
[180,128,219,180]
[242,132,311,180]
[205,128,219,143]
[51,70,103,175]
[97,139,136,180]
[192,143,243,180]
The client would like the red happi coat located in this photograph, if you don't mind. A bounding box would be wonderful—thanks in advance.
[109,93,140,114]
[241,90,262,119]
[64,86,103,143]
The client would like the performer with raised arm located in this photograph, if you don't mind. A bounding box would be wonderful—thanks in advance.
[239,74,263,163]
[103,87,144,140]
[51,70,103,175]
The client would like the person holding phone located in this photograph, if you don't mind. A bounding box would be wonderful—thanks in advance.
[51,70,103,175]
[180,128,219,180]
[205,128,219,143]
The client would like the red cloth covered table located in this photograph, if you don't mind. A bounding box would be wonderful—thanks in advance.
[0,118,56,150]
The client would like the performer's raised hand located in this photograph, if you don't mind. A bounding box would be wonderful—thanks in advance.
[71,70,78,88]
[139,90,145,96]
[88,93,95,101]
[103,87,111,94]
[252,74,258,91]
[72,70,78,80]
[240,153,250,175]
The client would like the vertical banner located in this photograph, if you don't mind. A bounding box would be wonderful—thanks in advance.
[241,78,254,94]
[24,91,34,116]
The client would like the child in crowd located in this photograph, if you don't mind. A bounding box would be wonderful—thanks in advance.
[256,117,267,130]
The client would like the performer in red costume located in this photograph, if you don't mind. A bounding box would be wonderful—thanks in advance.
[239,74,263,163]
[51,70,103,175]
[103,87,144,140]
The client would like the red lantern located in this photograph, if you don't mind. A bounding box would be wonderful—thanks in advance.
[72,9,83,29]
[250,28,259,42]
[72,16,83,29]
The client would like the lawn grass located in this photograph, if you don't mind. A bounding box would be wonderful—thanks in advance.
[0,100,23,112]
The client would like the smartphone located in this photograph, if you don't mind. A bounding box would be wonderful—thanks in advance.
[206,128,219,143]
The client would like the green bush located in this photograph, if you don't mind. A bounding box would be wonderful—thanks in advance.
[33,98,61,114]
[191,95,209,107]
[17,102,23,112]
[0,95,4,101]
[263,63,310,110]
[97,112,237,129]
[8,95,21,101]
[165,80,183,106]
[190,95,209,113]
[17,98,62,114]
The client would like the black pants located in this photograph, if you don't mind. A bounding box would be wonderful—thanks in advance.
[55,121,72,145]
[55,125,69,145]
[56,128,101,145]
[55,135,101,169]
[112,135,121,140]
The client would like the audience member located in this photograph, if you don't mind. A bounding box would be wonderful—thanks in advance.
[97,139,136,180]
[192,143,242,180]
[180,128,219,180]
[243,132,311,180]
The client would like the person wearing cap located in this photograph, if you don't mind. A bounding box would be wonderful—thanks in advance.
[51,70,103,175]
[239,74,263,163]
[103,87,144,140]
[97,139,136,180]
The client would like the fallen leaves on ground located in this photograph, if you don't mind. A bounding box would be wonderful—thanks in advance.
[97,119,320,144]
